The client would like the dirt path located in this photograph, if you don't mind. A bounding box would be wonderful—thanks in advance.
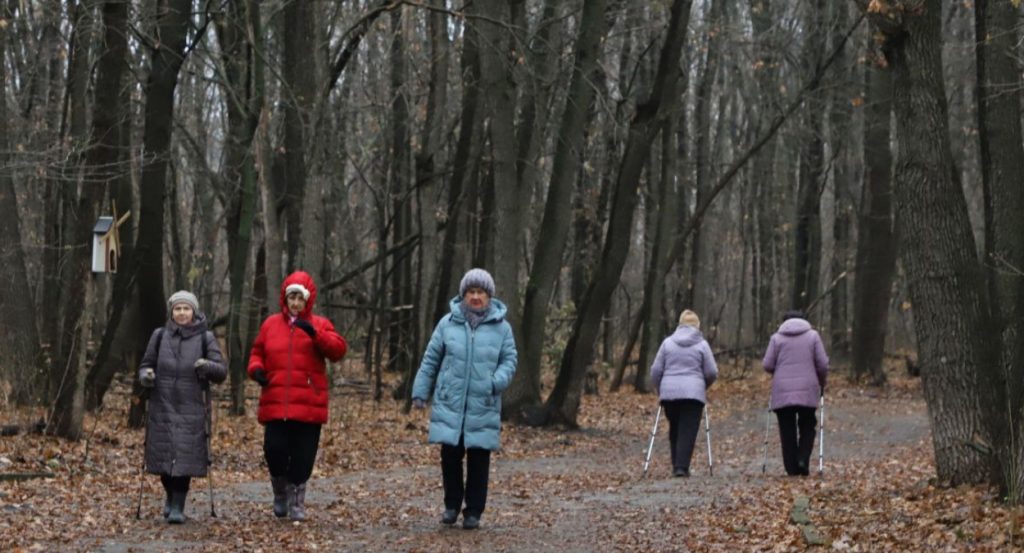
[80,392,930,552]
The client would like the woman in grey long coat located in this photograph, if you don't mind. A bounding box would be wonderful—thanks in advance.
[138,291,226,523]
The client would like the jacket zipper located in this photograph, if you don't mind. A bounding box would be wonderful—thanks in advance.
[462,323,475,418]
[286,323,293,421]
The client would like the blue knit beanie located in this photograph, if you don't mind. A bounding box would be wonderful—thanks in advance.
[459,268,495,298]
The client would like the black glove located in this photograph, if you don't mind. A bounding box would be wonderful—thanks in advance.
[251,368,269,387]
[294,319,316,339]
[194,358,211,380]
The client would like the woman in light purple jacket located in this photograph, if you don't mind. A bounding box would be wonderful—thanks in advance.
[762,310,829,476]
[650,310,718,477]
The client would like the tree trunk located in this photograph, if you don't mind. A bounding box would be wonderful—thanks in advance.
[542,0,694,427]
[851,60,895,386]
[792,0,827,312]
[282,0,316,271]
[0,0,43,405]
[433,19,482,324]
[636,118,680,392]
[129,0,194,428]
[216,0,264,415]
[863,0,993,485]
[477,0,523,332]
[506,0,607,421]
[828,1,853,358]
[82,0,132,411]
[975,0,1024,502]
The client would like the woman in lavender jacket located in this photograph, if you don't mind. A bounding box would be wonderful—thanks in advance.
[762,310,829,476]
[650,310,718,477]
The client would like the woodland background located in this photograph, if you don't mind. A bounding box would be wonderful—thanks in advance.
[1,0,1024,527]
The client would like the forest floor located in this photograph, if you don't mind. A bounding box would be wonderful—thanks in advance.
[1,361,1021,552]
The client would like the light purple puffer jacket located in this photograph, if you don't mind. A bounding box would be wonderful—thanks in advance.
[762,318,829,410]
[650,326,718,403]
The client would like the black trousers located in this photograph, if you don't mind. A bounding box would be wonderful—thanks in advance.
[160,474,191,493]
[775,406,817,475]
[661,399,704,472]
[441,436,491,517]
[264,420,322,485]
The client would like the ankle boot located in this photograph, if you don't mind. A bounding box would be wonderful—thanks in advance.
[167,490,187,524]
[288,482,307,521]
[271,476,289,518]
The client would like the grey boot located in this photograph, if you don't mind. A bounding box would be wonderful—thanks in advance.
[287,483,307,521]
[163,492,172,519]
[271,476,289,518]
[167,491,186,524]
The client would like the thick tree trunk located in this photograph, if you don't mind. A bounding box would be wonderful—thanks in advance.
[477,0,523,332]
[792,0,827,312]
[0,0,43,405]
[217,0,263,415]
[542,0,693,427]
[506,0,607,421]
[828,1,853,358]
[975,0,1024,502]
[282,0,316,271]
[749,0,780,341]
[851,62,895,386]
[865,0,993,485]
[82,0,132,410]
[433,19,482,325]
[129,0,194,428]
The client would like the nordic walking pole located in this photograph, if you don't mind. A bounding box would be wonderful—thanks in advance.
[704,405,713,476]
[135,387,151,520]
[203,386,218,517]
[818,388,825,475]
[761,392,772,474]
[642,406,662,478]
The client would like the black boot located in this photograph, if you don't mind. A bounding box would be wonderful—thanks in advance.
[163,491,172,519]
[462,514,480,530]
[167,491,186,524]
[441,509,458,525]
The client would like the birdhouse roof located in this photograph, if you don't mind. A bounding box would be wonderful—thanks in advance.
[92,216,114,235]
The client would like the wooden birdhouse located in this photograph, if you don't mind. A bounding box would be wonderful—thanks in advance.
[91,206,130,273]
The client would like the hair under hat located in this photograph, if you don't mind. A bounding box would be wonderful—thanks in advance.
[285,283,311,300]
[167,290,199,313]
[459,268,495,298]
[678,309,700,329]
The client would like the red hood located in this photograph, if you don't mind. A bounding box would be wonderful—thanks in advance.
[280,271,317,318]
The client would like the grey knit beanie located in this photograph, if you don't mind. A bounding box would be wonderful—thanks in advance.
[167,290,199,313]
[459,268,495,298]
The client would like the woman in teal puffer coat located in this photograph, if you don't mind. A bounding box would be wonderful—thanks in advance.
[412,268,517,530]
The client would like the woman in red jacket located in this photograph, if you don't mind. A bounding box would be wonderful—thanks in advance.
[248,271,347,521]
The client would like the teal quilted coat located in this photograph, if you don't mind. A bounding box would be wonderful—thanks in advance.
[412,296,518,450]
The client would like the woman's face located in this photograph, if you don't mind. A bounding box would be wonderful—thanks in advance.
[287,292,307,316]
[463,287,490,310]
[171,303,194,326]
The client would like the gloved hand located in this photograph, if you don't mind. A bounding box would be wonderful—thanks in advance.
[293,319,316,338]
[140,368,156,388]
[194,358,211,380]
[412,398,426,409]
[251,368,269,387]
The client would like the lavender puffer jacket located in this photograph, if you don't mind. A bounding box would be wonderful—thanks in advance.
[650,326,718,403]
[762,318,829,410]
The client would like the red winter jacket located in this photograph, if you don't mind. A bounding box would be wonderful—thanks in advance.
[248,271,347,424]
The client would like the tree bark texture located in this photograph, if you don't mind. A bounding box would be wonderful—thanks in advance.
[867,0,993,485]
[975,0,1024,502]
[851,61,895,386]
